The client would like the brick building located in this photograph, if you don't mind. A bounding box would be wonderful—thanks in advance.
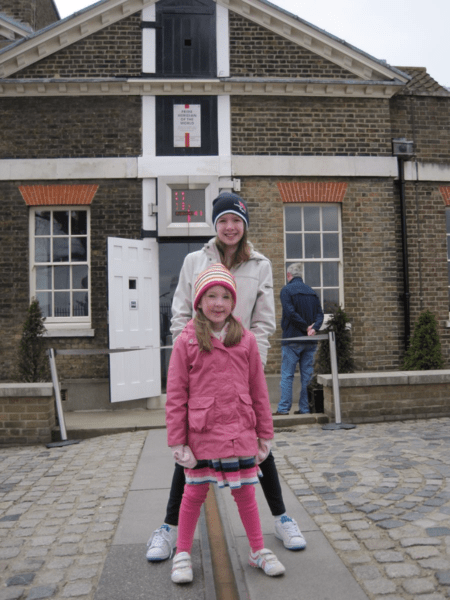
[1,0,449,410]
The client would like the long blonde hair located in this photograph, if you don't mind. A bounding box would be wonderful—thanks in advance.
[215,229,251,269]
[194,309,243,352]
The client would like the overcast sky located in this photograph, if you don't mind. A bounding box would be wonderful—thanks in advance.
[54,0,449,87]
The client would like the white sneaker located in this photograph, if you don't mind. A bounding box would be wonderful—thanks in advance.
[275,515,307,550]
[171,552,193,583]
[248,548,285,577]
[146,524,177,561]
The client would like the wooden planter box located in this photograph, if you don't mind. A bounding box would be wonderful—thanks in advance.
[0,384,56,445]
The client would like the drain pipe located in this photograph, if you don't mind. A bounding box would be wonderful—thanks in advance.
[392,138,414,350]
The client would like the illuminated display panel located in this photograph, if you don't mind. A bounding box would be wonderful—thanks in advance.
[171,189,205,223]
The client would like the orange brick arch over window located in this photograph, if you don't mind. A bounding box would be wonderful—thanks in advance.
[277,182,347,203]
[19,184,98,206]
[440,186,450,206]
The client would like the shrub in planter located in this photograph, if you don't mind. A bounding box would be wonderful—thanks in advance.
[402,310,444,370]
[17,298,50,382]
[308,305,356,412]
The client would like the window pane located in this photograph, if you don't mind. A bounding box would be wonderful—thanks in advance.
[35,238,50,262]
[304,206,320,231]
[323,233,339,258]
[71,211,87,235]
[53,212,69,236]
[323,289,339,313]
[305,233,320,258]
[54,266,70,290]
[36,266,52,290]
[323,262,339,287]
[304,262,320,287]
[73,265,88,289]
[447,209,450,232]
[286,234,302,259]
[53,238,69,262]
[322,205,339,231]
[284,205,302,231]
[54,292,70,317]
[71,237,87,262]
[36,292,52,318]
[448,237,450,261]
[73,292,89,316]
[35,211,51,235]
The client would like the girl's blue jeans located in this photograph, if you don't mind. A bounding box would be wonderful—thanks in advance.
[277,342,318,414]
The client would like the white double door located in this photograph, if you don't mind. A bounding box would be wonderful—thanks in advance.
[107,237,161,403]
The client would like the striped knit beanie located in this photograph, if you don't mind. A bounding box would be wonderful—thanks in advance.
[193,264,237,311]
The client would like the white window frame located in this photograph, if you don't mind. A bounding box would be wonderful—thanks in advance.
[29,206,92,334]
[283,202,344,315]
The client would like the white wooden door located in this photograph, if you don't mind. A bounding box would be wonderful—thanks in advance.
[107,237,161,403]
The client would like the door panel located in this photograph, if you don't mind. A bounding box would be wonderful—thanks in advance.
[108,237,161,403]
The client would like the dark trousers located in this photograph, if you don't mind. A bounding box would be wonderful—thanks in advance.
[164,451,286,526]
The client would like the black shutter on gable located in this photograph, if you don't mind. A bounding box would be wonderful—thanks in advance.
[155,0,216,78]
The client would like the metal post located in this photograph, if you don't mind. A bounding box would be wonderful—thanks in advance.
[328,331,341,424]
[48,348,68,440]
[322,331,356,431]
[47,349,80,447]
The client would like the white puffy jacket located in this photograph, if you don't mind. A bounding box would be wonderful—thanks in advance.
[170,238,276,365]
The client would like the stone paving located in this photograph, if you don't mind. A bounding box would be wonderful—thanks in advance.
[1,418,450,599]
[273,417,450,600]
[0,431,148,600]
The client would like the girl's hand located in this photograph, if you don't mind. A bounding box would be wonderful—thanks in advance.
[256,439,272,464]
[171,445,197,469]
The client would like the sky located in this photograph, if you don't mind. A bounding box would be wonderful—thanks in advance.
[54,0,449,88]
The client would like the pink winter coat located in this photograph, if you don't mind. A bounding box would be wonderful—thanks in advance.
[165,320,274,461]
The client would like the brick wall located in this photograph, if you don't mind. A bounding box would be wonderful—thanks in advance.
[0,96,141,159]
[0,0,59,31]
[239,175,450,376]
[323,381,450,424]
[0,179,143,382]
[404,181,450,357]
[11,14,142,79]
[0,395,55,445]
[391,96,450,163]
[229,13,358,79]
[231,96,392,155]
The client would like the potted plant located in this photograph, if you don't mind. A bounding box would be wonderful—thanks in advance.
[17,298,50,382]
[308,305,356,412]
[402,310,444,370]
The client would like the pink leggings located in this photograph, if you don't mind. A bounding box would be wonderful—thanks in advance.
[177,483,264,554]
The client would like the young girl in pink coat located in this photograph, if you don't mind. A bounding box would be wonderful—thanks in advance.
[165,263,285,584]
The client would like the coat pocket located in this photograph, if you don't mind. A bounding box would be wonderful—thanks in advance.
[188,396,215,433]
[239,394,257,429]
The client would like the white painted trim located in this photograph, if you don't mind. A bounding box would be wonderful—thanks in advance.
[216,3,230,77]
[142,178,157,231]
[142,96,156,157]
[0,158,138,180]
[218,95,231,158]
[2,156,450,181]
[142,3,156,73]
[138,155,232,177]
[231,156,399,177]
[43,328,95,337]
[404,161,450,182]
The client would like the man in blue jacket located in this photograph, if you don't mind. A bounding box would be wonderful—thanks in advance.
[274,263,324,415]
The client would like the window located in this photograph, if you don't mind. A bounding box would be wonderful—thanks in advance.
[284,203,342,313]
[30,207,90,328]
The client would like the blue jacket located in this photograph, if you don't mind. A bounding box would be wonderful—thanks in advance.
[280,277,324,344]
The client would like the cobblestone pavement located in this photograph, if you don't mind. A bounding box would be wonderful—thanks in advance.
[0,431,148,600]
[273,418,450,600]
[1,419,450,600]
